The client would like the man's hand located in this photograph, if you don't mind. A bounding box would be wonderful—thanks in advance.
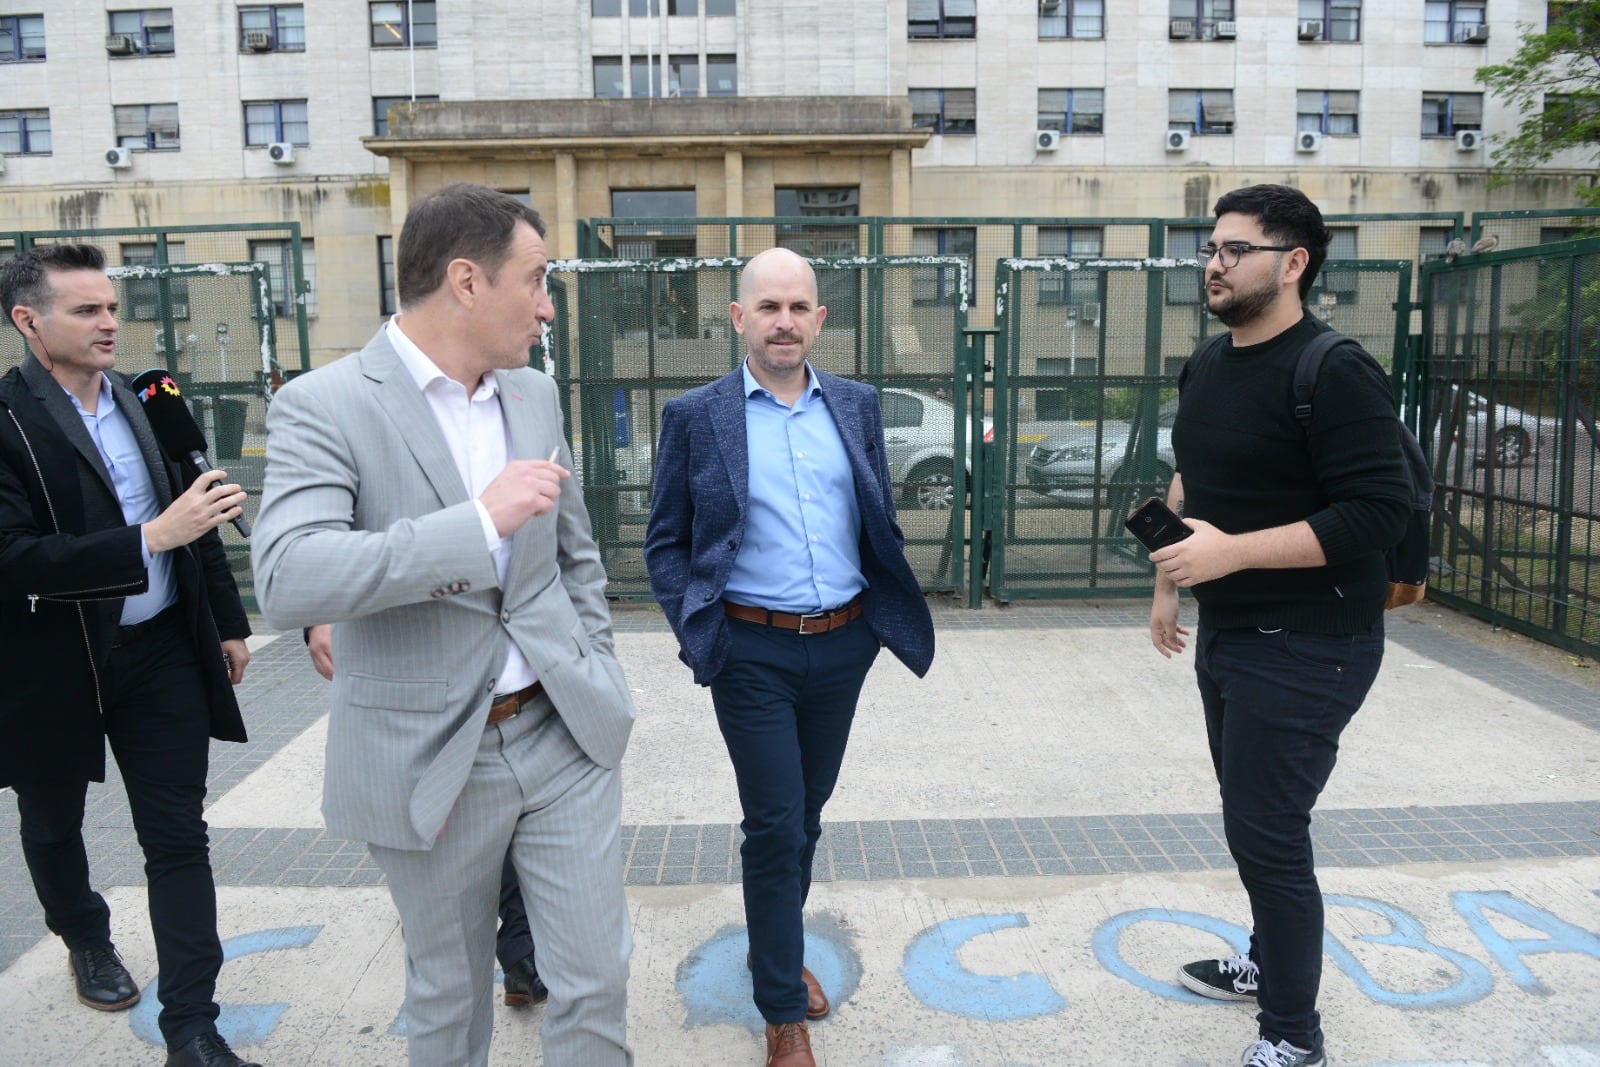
[306,623,333,681]
[221,638,251,685]
[478,459,570,539]
[143,468,246,553]
[1149,583,1189,659]
[1150,517,1245,588]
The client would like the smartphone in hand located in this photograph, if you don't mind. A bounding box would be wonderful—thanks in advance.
[1124,496,1193,552]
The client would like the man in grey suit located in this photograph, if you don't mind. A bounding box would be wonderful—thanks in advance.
[252,184,635,1066]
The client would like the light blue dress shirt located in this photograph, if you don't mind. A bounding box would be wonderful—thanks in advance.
[723,361,865,615]
[68,376,175,625]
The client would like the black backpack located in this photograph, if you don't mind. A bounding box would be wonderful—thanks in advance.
[1191,329,1434,609]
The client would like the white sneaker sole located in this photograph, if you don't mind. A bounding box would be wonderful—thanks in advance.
[1176,966,1257,1002]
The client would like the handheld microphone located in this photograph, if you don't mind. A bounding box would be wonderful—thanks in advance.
[128,369,251,538]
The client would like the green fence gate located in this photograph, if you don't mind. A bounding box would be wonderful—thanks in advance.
[546,254,976,600]
[987,255,1416,601]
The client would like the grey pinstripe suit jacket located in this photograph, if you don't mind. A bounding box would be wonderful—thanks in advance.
[251,329,635,851]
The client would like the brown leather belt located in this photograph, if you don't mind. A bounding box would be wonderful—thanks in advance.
[723,596,863,635]
[486,681,544,728]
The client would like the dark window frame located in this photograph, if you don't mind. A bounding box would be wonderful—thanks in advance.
[1039,0,1104,40]
[909,0,976,40]
[0,14,46,62]
[370,1,436,47]
[114,103,180,151]
[0,108,51,155]
[107,8,175,56]
[1168,0,1235,39]
[372,94,438,136]
[1297,0,1361,41]
[238,5,305,52]
[1424,0,1487,43]
[910,88,976,136]
[243,99,310,147]
[378,236,397,317]
[1169,89,1235,135]
[1038,88,1105,136]
[1296,90,1360,135]
[1421,91,1483,136]
[1036,226,1106,306]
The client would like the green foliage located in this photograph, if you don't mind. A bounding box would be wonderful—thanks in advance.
[1477,2,1600,201]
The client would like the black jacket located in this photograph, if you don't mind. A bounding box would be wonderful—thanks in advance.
[0,358,249,786]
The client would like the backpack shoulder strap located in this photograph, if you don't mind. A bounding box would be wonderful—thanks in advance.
[1292,328,1354,426]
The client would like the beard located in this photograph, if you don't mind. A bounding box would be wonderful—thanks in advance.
[1208,265,1282,328]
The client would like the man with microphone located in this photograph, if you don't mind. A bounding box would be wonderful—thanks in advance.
[0,244,261,1067]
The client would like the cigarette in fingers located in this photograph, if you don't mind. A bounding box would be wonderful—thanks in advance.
[549,447,561,462]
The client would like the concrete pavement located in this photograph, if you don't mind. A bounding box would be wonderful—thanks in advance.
[1,600,1598,1066]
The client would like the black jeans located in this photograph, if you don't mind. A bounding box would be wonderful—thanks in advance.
[495,849,534,971]
[709,613,880,1024]
[13,611,223,1051]
[1194,622,1384,1054]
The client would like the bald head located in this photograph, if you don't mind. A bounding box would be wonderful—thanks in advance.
[738,247,818,306]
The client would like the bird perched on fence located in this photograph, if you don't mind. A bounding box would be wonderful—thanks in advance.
[1443,237,1466,263]
[1470,233,1500,254]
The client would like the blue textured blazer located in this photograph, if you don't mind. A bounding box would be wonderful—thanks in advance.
[644,367,935,686]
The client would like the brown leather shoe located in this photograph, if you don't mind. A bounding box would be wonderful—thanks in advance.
[765,1021,815,1066]
[799,966,829,1020]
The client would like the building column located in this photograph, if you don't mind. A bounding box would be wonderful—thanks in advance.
[889,148,912,218]
[554,152,578,259]
[388,158,411,230]
[724,149,745,221]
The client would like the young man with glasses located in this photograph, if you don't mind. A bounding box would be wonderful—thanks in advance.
[1145,185,1411,1067]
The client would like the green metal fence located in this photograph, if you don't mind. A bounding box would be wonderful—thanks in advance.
[985,256,1415,601]
[1418,235,1600,657]
[545,253,974,600]
[1467,207,1600,252]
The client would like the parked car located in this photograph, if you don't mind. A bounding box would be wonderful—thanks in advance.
[881,387,994,510]
[590,385,992,518]
[1025,397,1176,508]
[1429,385,1551,468]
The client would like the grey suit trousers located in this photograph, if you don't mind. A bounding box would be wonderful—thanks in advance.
[369,694,632,1067]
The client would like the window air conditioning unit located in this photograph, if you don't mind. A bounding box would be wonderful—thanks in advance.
[105,146,133,169]
[1213,20,1237,38]
[1169,19,1194,38]
[1039,0,1062,9]
[1464,23,1489,42]
[105,33,136,54]
[1165,129,1191,151]
[1298,20,1323,39]
[1455,129,1482,151]
[243,29,273,51]
[1296,130,1323,153]
[1036,129,1061,151]
[267,141,296,164]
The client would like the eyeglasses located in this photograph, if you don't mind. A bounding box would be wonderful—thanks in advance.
[1196,242,1299,269]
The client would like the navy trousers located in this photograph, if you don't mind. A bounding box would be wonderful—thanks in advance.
[1194,622,1384,1054]
[709,613,880,1024]
[496,849,534,972]
[13,611,224,1051]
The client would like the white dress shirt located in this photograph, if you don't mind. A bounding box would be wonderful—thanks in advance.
[386,317,535,695]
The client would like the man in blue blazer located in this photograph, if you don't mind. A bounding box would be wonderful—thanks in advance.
[645,248,934,1067]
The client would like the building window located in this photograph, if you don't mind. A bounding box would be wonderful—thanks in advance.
[774,187,860,329]
[0,14,46,62]
[909,0,975,39]
[372,95,438,136]
[1039,0,1104,39]
[911,228,975,306]
[121,242,190,322]
[630,59,661,99]
[1422,92,1482,136]
[239,6,304,52]
[1419,225,1457,263]
[1166,227,1207,304]
[1169,89,1234,135]
[378,236,397,316]
[245,100,309,146]
[1297,90,1359,135]
[1424,0,1486,42]
[1169,0,1234,39]
[370,1,435,47]
[1037,227,1104,305]
[1038,89,1104,135]
[594,57,623,98]
[1543,94,1600,141]
[910,89,976,135]
[0,109,50,155]
[250,239,315,318]
[107,9,175,56]
[114,104,180,151]
[668,55,700,96]
[1298,0,1360,41]
[705,54,736,95]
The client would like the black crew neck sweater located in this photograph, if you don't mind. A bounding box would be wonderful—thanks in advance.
[1172,313,1410,634]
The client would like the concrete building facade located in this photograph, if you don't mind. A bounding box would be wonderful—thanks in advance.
[0,0,1590,364]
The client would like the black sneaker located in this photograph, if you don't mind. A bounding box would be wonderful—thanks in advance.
[1177,952,1259,1001]
[1240,1037,1325,1067]
[68,943,141,1011]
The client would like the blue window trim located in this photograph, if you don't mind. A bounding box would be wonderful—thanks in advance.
[0,14,46,62]
[244,99,309,146]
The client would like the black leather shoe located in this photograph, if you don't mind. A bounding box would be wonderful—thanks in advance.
[503,952,548,1007]
[67,943,140,1011]
[164,1032,262,1067]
